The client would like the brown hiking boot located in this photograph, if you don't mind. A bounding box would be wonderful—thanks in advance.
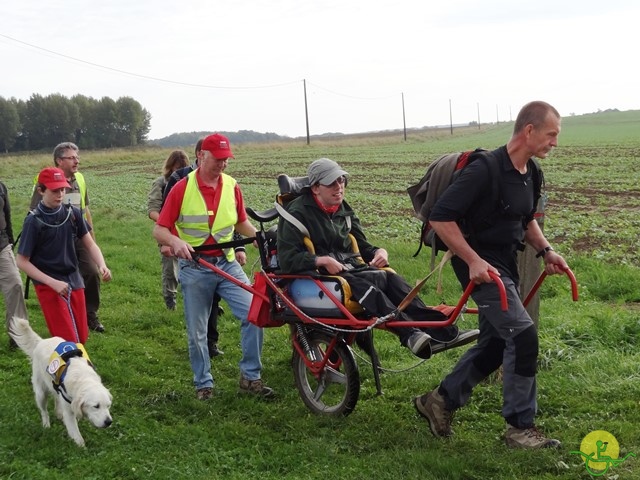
[505,425,561,449]
[414,388,454,438]
[196,387,213,401]
[239,377,275,398]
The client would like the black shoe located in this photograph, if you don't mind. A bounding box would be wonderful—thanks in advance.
[217,305,225,316]
[406,331,432,359]
[88,319,105,333]
[208,342,224,358]
[425,325,459,343]
[431,329,480,354]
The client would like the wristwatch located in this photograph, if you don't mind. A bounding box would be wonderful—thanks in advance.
[535,246,554,258]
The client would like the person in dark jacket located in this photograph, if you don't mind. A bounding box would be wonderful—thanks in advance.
[414,100,569,449]
[277,158,479,359]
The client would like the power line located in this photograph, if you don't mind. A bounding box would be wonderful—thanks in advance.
[307,80,399,101]
[0,33,299,90]
[1,33,404,103]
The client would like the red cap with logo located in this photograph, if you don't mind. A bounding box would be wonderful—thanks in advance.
[38,167,71,190]
[201,133,234,160]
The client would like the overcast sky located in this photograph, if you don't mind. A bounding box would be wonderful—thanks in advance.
[2,0,638,139]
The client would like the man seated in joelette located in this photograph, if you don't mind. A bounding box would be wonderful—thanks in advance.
[276,157,479,359]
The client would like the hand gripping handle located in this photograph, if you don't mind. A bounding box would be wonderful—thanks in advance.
[461,271,508,311]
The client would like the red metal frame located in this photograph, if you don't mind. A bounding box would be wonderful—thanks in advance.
[198,256,578,333]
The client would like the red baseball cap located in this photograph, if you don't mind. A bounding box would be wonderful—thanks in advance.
[201,133,234,160]
[38,167,71,190]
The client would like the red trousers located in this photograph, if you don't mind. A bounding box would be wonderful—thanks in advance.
[34,284,88,343]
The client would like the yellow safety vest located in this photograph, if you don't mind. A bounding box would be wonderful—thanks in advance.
[176,170,237,261]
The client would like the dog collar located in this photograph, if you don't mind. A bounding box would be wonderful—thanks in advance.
[47,341,93,403]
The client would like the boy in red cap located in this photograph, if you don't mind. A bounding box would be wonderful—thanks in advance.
[16,167,112,343]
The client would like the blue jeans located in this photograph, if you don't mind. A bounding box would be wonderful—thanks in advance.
[179,256,263,390]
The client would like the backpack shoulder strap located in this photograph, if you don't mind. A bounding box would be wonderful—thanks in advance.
[466,149,503,207]
[528,158,544,201]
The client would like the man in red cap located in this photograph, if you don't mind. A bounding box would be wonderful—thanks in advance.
[154,133,274,400]
[17,167,112,344]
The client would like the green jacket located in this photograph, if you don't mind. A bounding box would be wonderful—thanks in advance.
[277,192,379,273]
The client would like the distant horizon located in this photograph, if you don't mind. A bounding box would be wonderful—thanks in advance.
[148,107,630,143]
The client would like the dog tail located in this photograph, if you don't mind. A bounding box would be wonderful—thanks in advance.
[8,316,42,357]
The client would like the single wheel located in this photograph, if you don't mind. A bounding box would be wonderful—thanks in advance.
[291,328,360,416]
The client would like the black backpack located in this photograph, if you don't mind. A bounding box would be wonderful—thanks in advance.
[407,149,543,267]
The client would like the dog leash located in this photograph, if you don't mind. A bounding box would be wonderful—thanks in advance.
[62,287,81,343]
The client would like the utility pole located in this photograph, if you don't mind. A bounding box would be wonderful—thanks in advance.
[449,99,453,135]
[402,92,407,141]
[303,79,310,145]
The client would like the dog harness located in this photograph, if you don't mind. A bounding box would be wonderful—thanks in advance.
[47,341,93,403]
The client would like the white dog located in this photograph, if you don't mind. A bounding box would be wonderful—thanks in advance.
[9,316,113,447]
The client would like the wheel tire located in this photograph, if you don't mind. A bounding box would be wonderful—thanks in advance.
[292,329,360,416]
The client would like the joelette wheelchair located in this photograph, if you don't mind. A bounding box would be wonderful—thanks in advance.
[196,174,578,417]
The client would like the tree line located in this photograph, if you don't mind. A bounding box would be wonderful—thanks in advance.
[150,129,293,148]
[0,93,151,153]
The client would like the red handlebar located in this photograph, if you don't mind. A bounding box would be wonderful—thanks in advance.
[462,271,508,311]
[522,266,579,308]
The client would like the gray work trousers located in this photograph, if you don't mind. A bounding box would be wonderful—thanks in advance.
[439,275,539,429]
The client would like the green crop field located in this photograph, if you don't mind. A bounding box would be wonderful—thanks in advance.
[0,110,638,479]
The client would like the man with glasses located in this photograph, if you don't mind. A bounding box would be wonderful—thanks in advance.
[277,158,479,360]
[30,142,105,333]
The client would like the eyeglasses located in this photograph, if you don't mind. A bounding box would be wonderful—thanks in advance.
[320,176,347,188]
[59,155,80,161]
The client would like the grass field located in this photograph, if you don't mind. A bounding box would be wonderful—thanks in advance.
[0,111,639,479]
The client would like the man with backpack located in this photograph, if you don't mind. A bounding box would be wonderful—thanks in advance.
[413,101,569,449]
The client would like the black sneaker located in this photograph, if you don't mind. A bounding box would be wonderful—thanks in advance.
[406,331,432,359]
[88,318,105,333]
[208,342,224,358]
[431,329,480,354]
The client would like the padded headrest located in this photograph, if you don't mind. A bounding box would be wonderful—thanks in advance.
[278,174,310,195]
